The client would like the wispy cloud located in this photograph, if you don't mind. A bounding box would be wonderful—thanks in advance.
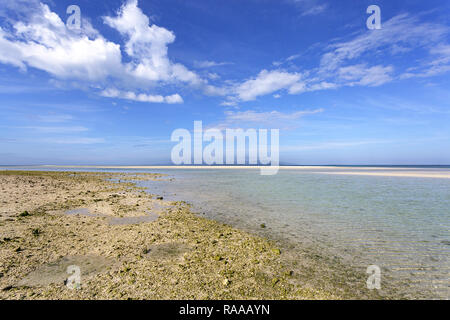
[337,64,394,87]
[401,44,450,79]
[319,14,449,73]
[289,0,328,16]
[283,139,393,151]
[219,12,450,104]
[35,114,74,123]
[212,108,324,129]
[301,4,328,16]
[194,60,233,68]
[41,137,105,144]
[17,126,89,133]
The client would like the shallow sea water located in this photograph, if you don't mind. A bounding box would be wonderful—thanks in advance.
[138,168,450,299]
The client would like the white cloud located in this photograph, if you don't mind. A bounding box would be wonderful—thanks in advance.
[338,64,394,87]
[42,137,105,144]
[1,3,449,107]
[35,114,73,123]
[223,13,450,103]
[224,109,323,123]
[213,108,324,129]
[220,100,239,107]
[307,81,337,91]
[272,54,302,67]
[0,5,122,81]
[301,4,328,16]
[283,140,391,151]
[319,14,449,72]
[20,126,89,133]
[289,0,328,16]
[401,44,450,79]
[101,88,183,104]
[165,93,184,104]
[288,81,307,94]
[207,72,220,80]
[235,69,304,101]
[0,0,207,103]
[104,0,202,86]
[204,84,230,96]
[358,65,394,87]
[429,45,450,66]
[194,60,232,68]
[222,63,390,103]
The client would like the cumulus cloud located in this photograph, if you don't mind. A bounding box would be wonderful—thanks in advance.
[101,88,183,104]
[104,0,202,86]
[0,4,122,80]
[0,0,208,104]
[235,70,304,101]
[1,2,449,107]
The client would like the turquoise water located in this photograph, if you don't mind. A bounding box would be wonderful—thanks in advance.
[138,168,450,299]
[2,166,449,298]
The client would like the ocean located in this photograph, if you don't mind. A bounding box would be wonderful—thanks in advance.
[137,167,450,299]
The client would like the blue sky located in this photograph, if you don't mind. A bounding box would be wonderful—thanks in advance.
[0,0,450,165]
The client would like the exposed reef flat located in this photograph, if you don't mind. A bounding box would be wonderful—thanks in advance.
[0,171,396,299]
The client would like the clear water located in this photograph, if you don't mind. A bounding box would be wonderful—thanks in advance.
[138,168,450,299]
[2,166,449,298]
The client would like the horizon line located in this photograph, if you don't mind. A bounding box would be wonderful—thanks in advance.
[1,164,450,168]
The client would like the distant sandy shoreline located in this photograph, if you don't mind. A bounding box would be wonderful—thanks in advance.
[2,165,449,179]
[4,164,447,170]
[313,171,450,179]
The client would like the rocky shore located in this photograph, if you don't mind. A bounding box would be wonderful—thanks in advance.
[0,170,339,300]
